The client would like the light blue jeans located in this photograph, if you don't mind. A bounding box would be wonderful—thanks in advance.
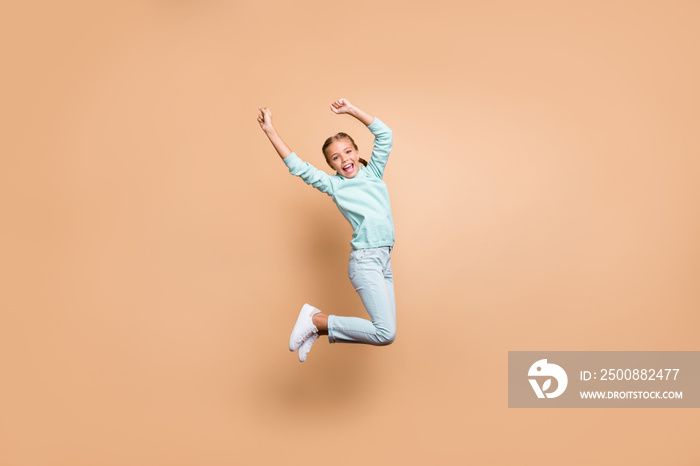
[327,246,396,345]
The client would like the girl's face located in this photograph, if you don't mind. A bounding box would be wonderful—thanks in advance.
[325,138,360,178]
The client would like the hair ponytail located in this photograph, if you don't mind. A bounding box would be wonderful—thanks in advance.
[359,158,368,166]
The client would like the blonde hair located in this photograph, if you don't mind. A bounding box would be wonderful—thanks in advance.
[322,133,368,169]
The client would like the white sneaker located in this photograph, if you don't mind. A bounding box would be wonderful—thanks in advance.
[289,303,320,352]
[298,333,318,362]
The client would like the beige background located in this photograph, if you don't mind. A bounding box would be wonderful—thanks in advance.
[2,1,699,465]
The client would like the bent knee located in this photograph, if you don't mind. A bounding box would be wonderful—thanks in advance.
[376,328,396,346]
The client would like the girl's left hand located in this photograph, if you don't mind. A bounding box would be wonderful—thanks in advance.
[329,98,354,115]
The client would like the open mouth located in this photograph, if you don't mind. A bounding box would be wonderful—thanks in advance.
[342,162,354,174]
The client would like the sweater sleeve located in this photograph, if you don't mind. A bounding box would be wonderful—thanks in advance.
[365,117,393,179]
[283,152,334,196]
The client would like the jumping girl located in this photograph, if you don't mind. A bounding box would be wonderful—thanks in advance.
[257,98,396,362]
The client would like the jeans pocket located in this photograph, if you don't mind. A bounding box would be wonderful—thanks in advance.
[348,249,364,280]
[348,258,355,280]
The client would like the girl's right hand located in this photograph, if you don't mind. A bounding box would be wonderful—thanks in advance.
[257,107,274,132]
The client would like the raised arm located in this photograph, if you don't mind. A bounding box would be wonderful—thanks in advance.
[257,107,292,160]
[257,106,333,195]
[329,98,375,126]
[329,99,393,179]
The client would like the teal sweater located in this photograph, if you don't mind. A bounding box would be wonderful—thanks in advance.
[283,117,394,250]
